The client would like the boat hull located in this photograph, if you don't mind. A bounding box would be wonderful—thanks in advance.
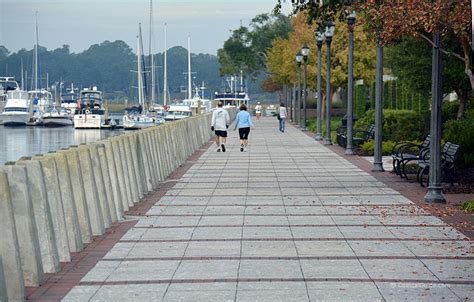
[123,121,155,130]
[74,114,104,129]
[43,117,73,127]
[0,113,29,126]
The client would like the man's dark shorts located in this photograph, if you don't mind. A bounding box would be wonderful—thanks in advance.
[215,130,228,137]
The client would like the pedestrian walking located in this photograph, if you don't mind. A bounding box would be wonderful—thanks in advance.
[255,102,262,120]
[234,103,254,152]
[211,101,230,152]
[278,102,288,133]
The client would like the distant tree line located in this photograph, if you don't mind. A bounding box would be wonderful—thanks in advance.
[0,41,255,102]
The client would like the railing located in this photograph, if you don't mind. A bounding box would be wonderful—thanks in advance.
[0,108,237,301]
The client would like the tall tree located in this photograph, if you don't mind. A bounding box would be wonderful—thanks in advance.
[217,13,292,78]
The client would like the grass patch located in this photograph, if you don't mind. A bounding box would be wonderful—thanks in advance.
[461,200,474,212]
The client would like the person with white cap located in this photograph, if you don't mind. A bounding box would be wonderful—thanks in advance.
[255,102,262,120]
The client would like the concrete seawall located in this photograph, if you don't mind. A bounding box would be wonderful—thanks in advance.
[0,109,236,301]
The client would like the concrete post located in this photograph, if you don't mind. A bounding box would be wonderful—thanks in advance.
[136,133,153,193]
[111,139,130,212]
[103,140,125,219]
[424,31,446,203]
[0,170,25,302]
[61,148,93,244]
[373,45,385,172]
[117,136,133,211]
[89,145,112,228]
[34,155,71,262]
[0,257,8,302]
[51,152,83,253]
[123,136,139,204]
[3,164,44,287]
[127,135,144,199]
[97,143,118,222]
[16,158,60,273]
[77,146,105,236]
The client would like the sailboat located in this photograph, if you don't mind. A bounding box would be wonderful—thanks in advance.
[123,23,155,130]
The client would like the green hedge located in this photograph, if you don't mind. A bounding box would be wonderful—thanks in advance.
[360,140,398,156]
[355,109,429,142]
[443,117,474,168]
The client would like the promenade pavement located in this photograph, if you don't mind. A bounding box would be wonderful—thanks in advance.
[62,117,472,301]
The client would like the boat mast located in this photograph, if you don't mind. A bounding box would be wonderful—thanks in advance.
[137,25,144,107]
[187,36,192,100]
[163,23,168,105]
[149,0,155,106]
[34,11,39,91]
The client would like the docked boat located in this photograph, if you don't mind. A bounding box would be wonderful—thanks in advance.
[123,23,155,130]
[42,108,73,127]
[164,105,192,122]
[0,77,30,126]
[73,87,106,129]
[214,74,250,107]
[60,83,78,114]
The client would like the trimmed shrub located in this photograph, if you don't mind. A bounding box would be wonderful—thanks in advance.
[461,200,474,212]
[355,109,429,142]
[360,140,398,156]
[443,118,474,168]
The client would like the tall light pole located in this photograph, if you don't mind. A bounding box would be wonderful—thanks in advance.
[424,30,445,203]
[296,51,303,127]
[345,11,356,155]
[372,42,385,171]
[324,21,335,145]
[301,43,309,131]
[315,29,323,140]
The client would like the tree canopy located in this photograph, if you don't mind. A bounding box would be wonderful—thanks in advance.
[217,13,292,78]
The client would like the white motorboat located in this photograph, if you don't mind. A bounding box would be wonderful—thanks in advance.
[0,77,30,126]
[60,83,78,114]
[74,87,106,129]
[42,108,73,127]
[164,105,192,122]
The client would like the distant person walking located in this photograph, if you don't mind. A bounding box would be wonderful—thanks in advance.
[234,103,254,152]
[211,101,230,152]
[255,102,263,120]
[278,102,288,133]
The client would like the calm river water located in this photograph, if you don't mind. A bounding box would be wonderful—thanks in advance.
[0,126,124,165]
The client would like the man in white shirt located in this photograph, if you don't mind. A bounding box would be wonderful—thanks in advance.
[211,101,230,152]
[255,102,262,120]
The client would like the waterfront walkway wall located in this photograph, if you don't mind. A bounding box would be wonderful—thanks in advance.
[0,109,236,301]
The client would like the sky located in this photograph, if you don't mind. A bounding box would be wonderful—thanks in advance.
[0,0,292,55]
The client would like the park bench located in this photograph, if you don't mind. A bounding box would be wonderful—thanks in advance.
[336,124,375,148]
[391,135,430,179]
[416,142,461,187]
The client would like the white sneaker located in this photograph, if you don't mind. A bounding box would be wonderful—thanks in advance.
[243,146,247,152]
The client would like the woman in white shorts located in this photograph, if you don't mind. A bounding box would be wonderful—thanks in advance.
[255,102,262,120]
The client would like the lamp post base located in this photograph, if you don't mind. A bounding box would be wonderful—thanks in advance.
[424,186,446,203]
[345,148,354,155]
[323,138,332,145]
[315,133,323,140]
[301,127,307,131]
[372,162,385,172]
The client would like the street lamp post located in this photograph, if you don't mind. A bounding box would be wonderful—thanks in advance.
[424,31,446,203]
[301,43,309,131]
[296,51,303,127]
[324,21,335,145]
[345,11,356,155]
[315,29,323,140]
[372,42,385,171]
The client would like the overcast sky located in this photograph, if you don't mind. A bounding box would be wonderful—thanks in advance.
[0,0,292,55]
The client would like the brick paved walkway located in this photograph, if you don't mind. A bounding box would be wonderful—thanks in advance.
[59,118,472,301]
